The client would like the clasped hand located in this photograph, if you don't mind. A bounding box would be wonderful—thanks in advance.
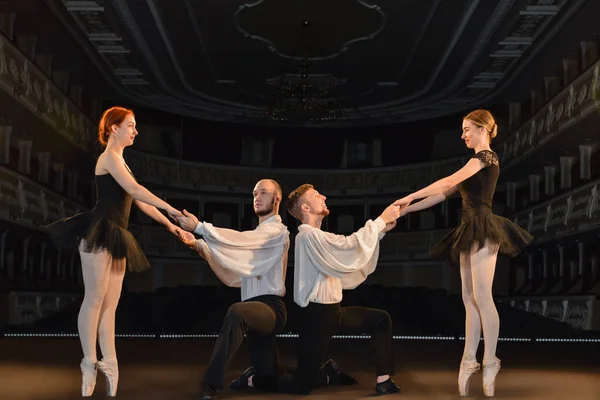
[166,209,202,247]
[378,201,411,233]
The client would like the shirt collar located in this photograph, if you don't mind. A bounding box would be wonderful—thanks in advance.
[259,214,282,225]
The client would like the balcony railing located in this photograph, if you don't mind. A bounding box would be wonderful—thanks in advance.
[125,150,468,195]
[509,178,600,243]
[0,34,97,152]
[0,165,84,230]
[500,60,600,167]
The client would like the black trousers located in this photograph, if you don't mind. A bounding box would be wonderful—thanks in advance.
[202,295,287,390]
[253,302,393,395]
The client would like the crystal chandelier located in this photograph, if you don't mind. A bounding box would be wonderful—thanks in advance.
[264,53,346,123]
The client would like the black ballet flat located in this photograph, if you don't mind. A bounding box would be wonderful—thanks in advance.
[375,378,401,396]
[228,366,256,390]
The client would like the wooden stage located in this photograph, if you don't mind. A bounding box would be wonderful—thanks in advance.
[0,337,598,399]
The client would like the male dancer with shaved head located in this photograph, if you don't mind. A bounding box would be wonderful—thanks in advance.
[177,179,291,400]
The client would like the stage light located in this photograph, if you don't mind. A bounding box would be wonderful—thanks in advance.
[4,333,599,342]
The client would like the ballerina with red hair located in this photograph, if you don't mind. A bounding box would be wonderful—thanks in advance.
[46,106,184,397]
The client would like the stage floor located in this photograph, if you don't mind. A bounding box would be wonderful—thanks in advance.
[0,337,598,399]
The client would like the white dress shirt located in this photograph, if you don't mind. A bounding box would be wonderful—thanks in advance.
[192,215,289,301]
[293,217,386,307]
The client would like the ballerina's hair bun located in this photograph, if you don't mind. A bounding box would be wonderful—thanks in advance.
[464,109,497,140]
[98,106,134,146]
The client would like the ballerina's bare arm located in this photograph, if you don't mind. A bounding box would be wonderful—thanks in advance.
[395,158,483,205]
[134,200,176,227]
[97,151,181,217]
[403,186,458,215]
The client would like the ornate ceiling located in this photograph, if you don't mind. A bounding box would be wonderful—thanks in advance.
[44,0,591,126]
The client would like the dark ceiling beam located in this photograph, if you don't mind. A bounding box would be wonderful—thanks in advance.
[474,72,505,80]
[113,68,143,76]
[87,32,121,42]
[519,5,559,16]
[65,1,104,12]
[120,78,149,85]
[499,37,534,46]
[490,49,523,58]
[97,45,129,54]
[467,82,496,89]
[468,72,504,89]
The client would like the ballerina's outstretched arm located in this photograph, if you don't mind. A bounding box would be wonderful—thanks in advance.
[394,157,486,207]
[401,186,458,216]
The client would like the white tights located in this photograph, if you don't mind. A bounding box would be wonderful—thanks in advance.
[459,244,499,363]
[78,241,125,364]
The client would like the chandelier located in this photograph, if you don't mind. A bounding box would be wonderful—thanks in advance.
[263,53,347,123]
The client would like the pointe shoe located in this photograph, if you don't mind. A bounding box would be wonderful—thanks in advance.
[458,357,480,397]
[97,358,119,397]
[482,357,501,397]
[80,358,98,397]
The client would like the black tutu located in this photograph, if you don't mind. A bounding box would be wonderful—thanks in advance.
[430,210,534,263]
[45,212,150,272]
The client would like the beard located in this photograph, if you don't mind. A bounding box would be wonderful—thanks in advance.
[255,198,275,217]
[318,207,330,217]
